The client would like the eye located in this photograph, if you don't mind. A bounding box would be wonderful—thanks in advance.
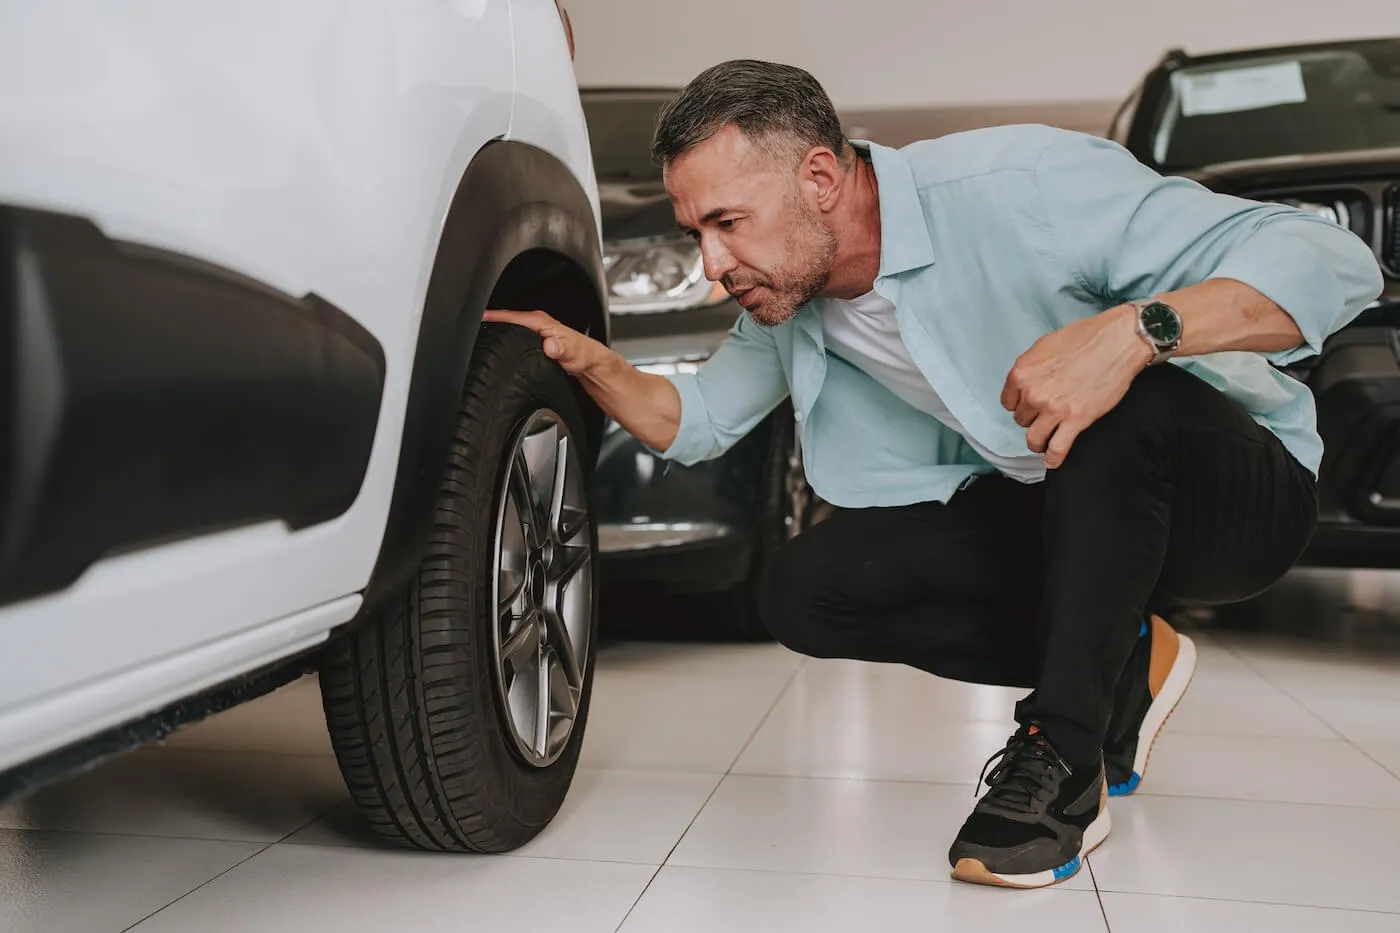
[718,218,738,231]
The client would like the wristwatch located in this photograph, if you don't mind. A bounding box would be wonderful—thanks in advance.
[1130,298,1183,364]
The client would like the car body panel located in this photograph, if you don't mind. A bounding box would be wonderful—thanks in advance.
[0,1,601,776]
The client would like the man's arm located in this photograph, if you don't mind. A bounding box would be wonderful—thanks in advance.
[1034,133,1385,363]
[1001,131,1385,468]
[482,308,789,464]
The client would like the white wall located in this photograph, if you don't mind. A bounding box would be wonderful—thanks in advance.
[571,0,1395,109]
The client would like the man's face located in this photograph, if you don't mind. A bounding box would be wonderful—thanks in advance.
[665,125,837,327]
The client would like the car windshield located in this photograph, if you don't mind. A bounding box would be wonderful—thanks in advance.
[581,93,675,182]
[1149,41,1400,169]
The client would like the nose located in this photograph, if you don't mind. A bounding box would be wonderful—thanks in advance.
[698,235,738,283]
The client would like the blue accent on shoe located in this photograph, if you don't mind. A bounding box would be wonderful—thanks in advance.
[1107,772,1143,797]
[1139,618,1149,637]
[1052,856,1082,880]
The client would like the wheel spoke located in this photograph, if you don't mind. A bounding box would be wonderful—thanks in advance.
[547,541,590,689]
[535,650,553,755]
[550,662,579,722]
[499,568,525,616]
[511,447,546,549]
[498,491,529,611]
[500,614,540,670]
[547,434,570,543]
[548,659,579,758]
[552,542,592,591]
[544,605,584,690]
[521,420,560,534]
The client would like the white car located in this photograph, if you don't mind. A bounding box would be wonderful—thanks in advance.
[0,1,608,853]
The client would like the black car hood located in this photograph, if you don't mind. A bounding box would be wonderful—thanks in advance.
[1181,147,1400,192]
[598,178,677,243]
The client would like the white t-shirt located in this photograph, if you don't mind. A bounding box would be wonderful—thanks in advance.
[818,290,1046,484]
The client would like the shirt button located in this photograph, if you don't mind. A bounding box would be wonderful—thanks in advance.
[794,411,803,423]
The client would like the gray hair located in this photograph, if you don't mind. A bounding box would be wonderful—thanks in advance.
[650,60,850,169]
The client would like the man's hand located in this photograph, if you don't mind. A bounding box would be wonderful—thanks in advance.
[483,308,684,453]
[483,309,605,377]
[1000,305,1153,469]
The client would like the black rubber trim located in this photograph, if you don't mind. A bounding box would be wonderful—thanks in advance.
[356,139,606,618]
[1299,519,1400,569]
[0,205,386,607]
[0,650,314,805]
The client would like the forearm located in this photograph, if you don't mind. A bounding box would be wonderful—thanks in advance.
[1157,278,1307,357]
[578,350,683,452]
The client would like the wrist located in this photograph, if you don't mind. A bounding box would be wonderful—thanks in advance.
[582,344,627,384]
[1116,303,1156,370]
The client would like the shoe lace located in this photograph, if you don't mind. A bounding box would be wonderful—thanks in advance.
[974,725,1073,815]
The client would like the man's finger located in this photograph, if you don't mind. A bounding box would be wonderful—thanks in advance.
[1025,411,1060,454]
[483,309,552,331]
[1000,374,1021,412]
[1013,400,1038,428]
[1043,420,1084,469]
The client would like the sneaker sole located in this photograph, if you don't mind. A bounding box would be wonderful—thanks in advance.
[1108,632,1197,797]
[950,807,1113,889]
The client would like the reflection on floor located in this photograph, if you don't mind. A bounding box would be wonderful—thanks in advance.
[4,569,1400,932]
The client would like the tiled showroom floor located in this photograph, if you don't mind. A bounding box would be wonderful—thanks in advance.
[4,570,1400,932]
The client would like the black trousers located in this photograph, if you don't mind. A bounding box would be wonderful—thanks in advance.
[758,362,1319,769]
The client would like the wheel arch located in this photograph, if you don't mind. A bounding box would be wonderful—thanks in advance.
[357,138,608,619]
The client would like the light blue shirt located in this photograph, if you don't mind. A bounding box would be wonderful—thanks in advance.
[657,125,1386,508]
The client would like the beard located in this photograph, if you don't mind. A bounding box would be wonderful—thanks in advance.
[728,194,838,327]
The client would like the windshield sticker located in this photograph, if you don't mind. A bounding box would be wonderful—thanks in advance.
[1178,61,1307,116]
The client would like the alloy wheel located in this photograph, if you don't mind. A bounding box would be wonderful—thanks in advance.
[490,409,594,768]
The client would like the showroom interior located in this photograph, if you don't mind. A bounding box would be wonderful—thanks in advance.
[3,2,1400,931]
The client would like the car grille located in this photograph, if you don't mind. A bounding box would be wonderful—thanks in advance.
[1387,184,1400,275]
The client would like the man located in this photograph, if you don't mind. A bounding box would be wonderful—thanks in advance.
[486,60,1384,888]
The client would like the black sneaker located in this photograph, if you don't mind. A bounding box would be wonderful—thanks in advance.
[1103,614,1197,796]
[948,725,1110,888]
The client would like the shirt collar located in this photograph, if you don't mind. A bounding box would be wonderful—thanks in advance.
[850,139,937,278]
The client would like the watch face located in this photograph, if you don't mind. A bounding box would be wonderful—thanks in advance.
[1141,301,1182,345]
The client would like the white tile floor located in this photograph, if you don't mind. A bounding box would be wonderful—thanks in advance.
[3,619,1400,932]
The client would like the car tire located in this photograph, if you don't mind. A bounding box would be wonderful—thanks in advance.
[319,323,599,853]
[706,401,818,641]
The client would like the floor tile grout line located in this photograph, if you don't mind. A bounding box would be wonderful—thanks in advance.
[1347,740,1400,783]
[614,658,815,933]
[719,656,811,777]
[276,838,689,869]
[611,864,666,933]
[116,805,339,932]
[119,843,274,933]
[1087,859,1113,932]
[611,772,732,933]
[1202,637,1358,743]
[1090,886,1400,917]
[0,823,312,847]
[609,858,1096,892]
[690,768,1400,812]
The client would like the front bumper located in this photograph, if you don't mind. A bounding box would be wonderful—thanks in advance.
[596,299,775,587]
[1295,300,1400,568]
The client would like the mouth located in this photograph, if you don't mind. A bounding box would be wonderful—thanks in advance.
[731,285,761,309]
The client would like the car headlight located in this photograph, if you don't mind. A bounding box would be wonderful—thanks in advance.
[603,236,728,314]
[1278,198,1351,228]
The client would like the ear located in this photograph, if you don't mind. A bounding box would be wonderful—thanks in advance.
[798,145,846,212]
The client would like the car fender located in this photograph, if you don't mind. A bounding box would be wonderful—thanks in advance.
[358,139,608,617]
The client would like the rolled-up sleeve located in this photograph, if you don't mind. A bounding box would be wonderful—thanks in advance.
[1032,133,1385,365]
[653,310,790,465]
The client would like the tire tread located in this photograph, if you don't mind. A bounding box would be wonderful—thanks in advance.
[319,324,595,853]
